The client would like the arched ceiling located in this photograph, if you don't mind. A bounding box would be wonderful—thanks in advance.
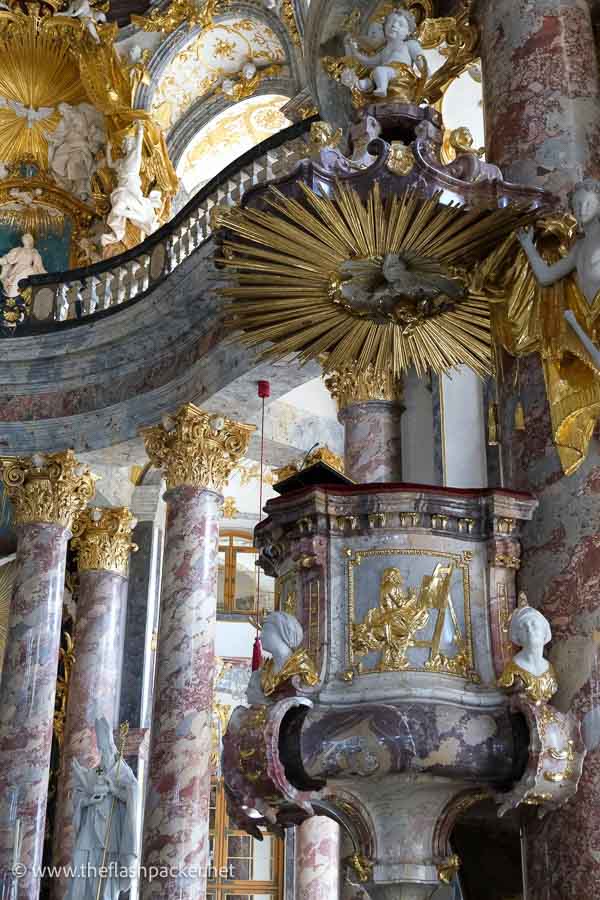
[177,93,291,195]
[149,16,287,132]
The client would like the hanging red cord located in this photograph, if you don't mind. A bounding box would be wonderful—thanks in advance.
[252,380,270,671]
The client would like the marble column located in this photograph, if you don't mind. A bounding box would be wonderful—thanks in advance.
[119,485,165,737]
[477,3,600,897]
[139,404,254,900]
[296,816,340,900]
[52,506,136,898]
[325,365,404,483]
[477,0,600,198]
[0,452,96,900]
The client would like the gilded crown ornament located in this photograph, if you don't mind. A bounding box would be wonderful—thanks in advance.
[141,403,255,492]
[0,449,97,528]
[71,506,138,575]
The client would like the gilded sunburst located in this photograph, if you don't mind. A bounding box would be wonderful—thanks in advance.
[219,183,533,378]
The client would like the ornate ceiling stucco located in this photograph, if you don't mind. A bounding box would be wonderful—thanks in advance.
[148,15,287,131]
[177,93,291,194]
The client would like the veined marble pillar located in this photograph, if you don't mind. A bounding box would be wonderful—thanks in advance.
[477,0,600,197]
[0,452,96,900]
[52,506,136,898]
[140,404,254,900]
[478,3,600,897]
[325,366,404,483]
[296,817,340,900]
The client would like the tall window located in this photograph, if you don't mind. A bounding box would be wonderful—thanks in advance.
[208,780,283,900]
[217,531,274,616]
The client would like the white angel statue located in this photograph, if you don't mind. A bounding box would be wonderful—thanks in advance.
[61,0,107,42]
[0,234,46,298]
[101,122,162,248]
[67,717,138,900]
[47,103,105,200]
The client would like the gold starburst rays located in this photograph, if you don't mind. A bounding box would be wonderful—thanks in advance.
[219,183,534,378]
[0,18,86,165]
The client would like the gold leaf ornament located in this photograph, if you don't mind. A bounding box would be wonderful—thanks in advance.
[220,183,534,378]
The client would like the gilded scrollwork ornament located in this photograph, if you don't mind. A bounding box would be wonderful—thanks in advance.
[141,403,255,492]
[0,450,97,529]
[71,506,138,576]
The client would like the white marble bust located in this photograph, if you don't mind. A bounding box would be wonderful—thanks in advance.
[245,611,318,704]
[509,605,552,677]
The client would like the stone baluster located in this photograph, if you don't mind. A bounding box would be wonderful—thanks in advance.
[325,364,404,483]
[139,404,254,900]
[296,817,340,900]
[0,451,96,900]
[52,506,137,899]
[477,2,600,897]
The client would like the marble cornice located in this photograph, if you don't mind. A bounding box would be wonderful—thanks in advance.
[255,484,538,551]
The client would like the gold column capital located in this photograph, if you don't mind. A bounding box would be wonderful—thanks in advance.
[0,450,97,529]
[72,507,138,576]
[324,365,404,412]
[141,403,255,492]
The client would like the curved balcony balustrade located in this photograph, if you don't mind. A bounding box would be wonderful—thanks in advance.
[5,116,315,336]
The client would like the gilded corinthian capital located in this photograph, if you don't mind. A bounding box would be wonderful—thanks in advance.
[141,404,255,492]
[0,450,97,529]
[72,507,138,576]
[324,364,404,412]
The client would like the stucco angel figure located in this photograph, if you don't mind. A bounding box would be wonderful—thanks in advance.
[47,103,105,200]
[245,611,318,704]
[67,717,138,900]
[101,122,162,248]
[0,234,45,297]
[518,178,600,369]
[345,9,427,98]
[61,0,107,42]
[498,598,558,704]
[337,251,467,334]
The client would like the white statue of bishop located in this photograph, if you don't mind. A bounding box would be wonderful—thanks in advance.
[66,717,138,900]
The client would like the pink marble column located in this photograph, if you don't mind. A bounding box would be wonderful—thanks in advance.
[477,4,600,897]
[296,816,340,900]
[477,0,600,198]
[140,404,254,900]
[0,452,95,900]
[325,367,404,483]
[52,507,136,898]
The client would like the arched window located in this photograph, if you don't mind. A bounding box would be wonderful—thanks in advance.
[208,779,284,900]
[217,531,275,616]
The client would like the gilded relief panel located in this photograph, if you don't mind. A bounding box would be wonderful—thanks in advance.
[346,548,477,681]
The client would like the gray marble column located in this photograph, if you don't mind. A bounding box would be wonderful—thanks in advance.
[52,507,135,899]
[325,366,404,483]
[119,485,165,737]
[477,3,600,897]
[477,0,600,198]
[0,452,95,900]
[139,404,254,900]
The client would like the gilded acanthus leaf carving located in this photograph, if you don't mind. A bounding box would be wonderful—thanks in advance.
[141,403,255,492]
[0,450,97,529]
[71,506,137,576]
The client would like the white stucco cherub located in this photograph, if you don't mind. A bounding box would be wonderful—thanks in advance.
[61,0,107,42]
[345,9,427,98]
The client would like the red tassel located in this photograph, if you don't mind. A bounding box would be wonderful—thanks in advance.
[251,635,263,671]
